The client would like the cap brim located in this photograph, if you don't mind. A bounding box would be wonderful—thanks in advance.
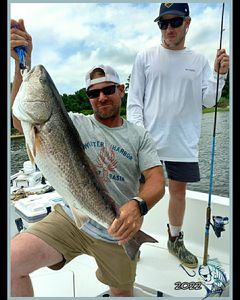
[154,11,186,22]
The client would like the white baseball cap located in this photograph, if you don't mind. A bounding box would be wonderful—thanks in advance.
[85,64,121,90]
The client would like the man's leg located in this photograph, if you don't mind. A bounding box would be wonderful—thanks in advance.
[168,179,186,229]
[167,179,198,268]
[92,236,137,297]
[11,232,63,297]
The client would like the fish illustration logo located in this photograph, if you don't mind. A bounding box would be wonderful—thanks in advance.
[179,258,229,299]
[198,259,229,299]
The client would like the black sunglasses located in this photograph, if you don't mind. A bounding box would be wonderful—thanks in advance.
[158,17,185,30]
[86,84,117,99]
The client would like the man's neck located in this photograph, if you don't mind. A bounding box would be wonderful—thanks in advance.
[162,40,186,50]
[94,114,123,128]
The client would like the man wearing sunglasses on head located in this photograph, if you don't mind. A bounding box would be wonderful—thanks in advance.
[10,19,166,297]
[127,3,229,269]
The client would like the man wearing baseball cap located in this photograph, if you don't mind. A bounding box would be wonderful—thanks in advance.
[10,18,166,296]
[127,3,229,268]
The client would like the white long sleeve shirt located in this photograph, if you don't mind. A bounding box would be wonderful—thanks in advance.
[127,45,227,162]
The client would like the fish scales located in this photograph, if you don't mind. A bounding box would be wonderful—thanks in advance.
[19,65,116,226]
[35,117,116,227]
[12,65,158,260]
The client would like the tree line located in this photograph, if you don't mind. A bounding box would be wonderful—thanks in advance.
[61,72,229,114]
[10,72,229,130]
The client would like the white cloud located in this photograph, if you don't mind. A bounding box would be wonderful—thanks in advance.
[188,3,230,67]
[10,2,231,95]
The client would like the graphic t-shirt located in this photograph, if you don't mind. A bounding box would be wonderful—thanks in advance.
[63,113,161,242]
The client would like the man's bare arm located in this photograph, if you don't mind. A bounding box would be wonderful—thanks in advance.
[10,19,33,133]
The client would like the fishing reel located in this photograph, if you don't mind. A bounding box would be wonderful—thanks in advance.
[211,216,229,238]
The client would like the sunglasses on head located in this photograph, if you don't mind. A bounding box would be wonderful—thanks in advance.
[158,17,185,30]
[86,84,117,99]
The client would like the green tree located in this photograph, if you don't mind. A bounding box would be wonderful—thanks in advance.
[62,88,92,113]
[62,94,81,112]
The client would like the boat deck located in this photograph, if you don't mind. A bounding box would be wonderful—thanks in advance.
[28,237,229,297]
[9,188,231,297]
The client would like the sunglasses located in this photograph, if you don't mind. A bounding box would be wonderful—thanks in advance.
[158,17,185,30]
[86,84,117,99]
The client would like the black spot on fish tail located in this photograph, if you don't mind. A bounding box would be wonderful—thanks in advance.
[123,230,158,260]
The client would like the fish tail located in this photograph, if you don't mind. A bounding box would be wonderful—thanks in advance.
[123,230,158,261]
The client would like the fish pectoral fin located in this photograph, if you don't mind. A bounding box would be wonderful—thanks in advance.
[25,143,36,164]
[32,126,42,157]
[71,206,89,228]
[25,126,39,163]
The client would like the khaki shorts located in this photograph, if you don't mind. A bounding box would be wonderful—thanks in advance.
[26,204,137,290]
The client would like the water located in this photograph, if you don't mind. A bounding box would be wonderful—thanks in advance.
[188,111,229,197]
[10,137,29,175]
[10,112,230,197]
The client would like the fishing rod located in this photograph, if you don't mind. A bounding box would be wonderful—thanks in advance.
[202,2,228,266]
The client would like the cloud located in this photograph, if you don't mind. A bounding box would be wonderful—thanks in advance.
[188,3,230,68]
[10,2,230,95]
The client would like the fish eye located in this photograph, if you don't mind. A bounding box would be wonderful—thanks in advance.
[39,76,46,84]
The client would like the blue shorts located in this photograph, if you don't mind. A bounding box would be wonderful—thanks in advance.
[162,161,200,183]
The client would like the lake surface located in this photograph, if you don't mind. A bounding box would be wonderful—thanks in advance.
[10,111,230,197]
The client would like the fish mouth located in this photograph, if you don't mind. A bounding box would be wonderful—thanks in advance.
[22,65,37,81]
[24,100,49,103]
[22,64,47,82]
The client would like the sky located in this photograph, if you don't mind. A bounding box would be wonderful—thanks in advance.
[10,1,231,95]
